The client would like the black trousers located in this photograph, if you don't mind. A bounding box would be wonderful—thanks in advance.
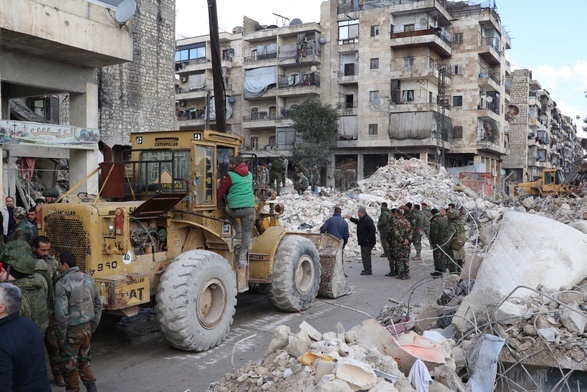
[360,245,374,271]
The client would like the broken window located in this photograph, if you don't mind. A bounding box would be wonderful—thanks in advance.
[402,90,414,102]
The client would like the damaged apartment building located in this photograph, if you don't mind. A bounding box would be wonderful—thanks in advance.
[0,0,175,205]
[175,0,582,192]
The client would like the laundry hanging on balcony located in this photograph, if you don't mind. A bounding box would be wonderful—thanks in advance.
[205,96,233,121]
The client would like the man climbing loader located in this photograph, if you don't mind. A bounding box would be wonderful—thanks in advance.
[40,130,347,352]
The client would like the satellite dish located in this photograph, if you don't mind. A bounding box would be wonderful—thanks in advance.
[228,96,236,103]
[310,66,317,73]
[319,37,327,44]
[500,169,506,176]
[115,0,137,25]
[486,96,493,103]
[290,18,303,26]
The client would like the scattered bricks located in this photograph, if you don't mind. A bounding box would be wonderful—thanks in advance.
[494,301,526,325]
[560,302,587,334]
[556,291,585,305]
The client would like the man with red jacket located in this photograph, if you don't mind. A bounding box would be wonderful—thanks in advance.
[217,156,256,267]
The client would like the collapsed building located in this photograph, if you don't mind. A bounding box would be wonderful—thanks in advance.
[208,158,587,391]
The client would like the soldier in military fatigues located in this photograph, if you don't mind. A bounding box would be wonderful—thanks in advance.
[429,208,449,277]
[7,206,38,244]
[446,210,466,273]
[269,156,286,195]
[412,204,425,260]
[32,235,64,386]
[387,208,413,279]
[42,186,61,204]
[294,171,309,195]
[0,240,49,334]
[55,252,102,392]
[377,203,391,258]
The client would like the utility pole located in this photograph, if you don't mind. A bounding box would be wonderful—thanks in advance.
[207,0,226,132]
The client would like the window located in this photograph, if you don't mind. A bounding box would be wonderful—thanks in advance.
[251,137,259,150]
[453,33,463,45]
[369,91,380,103]
[175,44,206,62]
[453,64,463,75]
[344,63,356,76]
[404,24,415,32]
[453,96,463,107]
[338,19,359,44]
[370,58,379,69]
[404,57,415,68]
[453,126,463,138]
[402,90,414,102]
[370,25,379,37]
[368,124,378,135]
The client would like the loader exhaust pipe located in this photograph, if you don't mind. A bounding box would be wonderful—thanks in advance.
[98,140,125,199]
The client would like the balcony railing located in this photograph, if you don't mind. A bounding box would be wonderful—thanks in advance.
[391,24,452,46]
[243,112,277,122]
[243,52,278,63]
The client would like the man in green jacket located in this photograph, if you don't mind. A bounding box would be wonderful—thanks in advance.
[429,208,449,278]
[218,156,256,266]
[54,252,101,392]
[377,202,391,257]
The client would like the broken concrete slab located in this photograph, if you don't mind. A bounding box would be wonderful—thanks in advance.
[453,211,587,332]
[334,357,377,391]
[560,302,587,334]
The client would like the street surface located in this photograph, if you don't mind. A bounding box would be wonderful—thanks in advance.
[49,252,444,392]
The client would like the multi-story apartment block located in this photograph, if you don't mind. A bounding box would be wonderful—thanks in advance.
[503,69,582,189]
[175,31,243,134]
[174,0,582,191]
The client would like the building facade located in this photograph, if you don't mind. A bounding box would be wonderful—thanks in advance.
[174,0,582,191]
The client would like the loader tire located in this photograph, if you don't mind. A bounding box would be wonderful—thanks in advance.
[267,235,321,312]
[156,250,237,352]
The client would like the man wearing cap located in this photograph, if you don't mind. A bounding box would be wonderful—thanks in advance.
[54,252,101,392]
[8,206,38,244]
[0,282,52,391]
[42,187,60,204]
[1,196,16,243]
[294,171,309,195]
[217,156,256,267]
[309,165,321,196]
[0,240,49,334]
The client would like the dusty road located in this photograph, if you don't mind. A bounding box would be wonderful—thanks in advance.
[49,252,444,392]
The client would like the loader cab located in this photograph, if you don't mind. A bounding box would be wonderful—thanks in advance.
[543,169,563,185]
[121,130,239,206]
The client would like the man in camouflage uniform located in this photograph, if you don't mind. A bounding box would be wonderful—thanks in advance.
[55,252,102,392]
[0,240,49,334]
[429,208,449,278]
[32,236,64,386]
[294,171,309,195]
[8,206,38,244]
[412,204,425,260]
[377,202,391,258]
[309,165,321,196]
[42,187,60,204]
[421,202,433,241]
[386,208,413,279]
[294,163,310,179]
[269,156,285,195]
[446,210,466,273]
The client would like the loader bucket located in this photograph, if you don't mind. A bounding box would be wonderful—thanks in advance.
[296,233,350,299]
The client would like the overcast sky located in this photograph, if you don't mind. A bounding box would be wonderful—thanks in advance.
[176,0,587,133]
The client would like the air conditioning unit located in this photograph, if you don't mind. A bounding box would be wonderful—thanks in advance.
[181,76,187,83]
[179,101,186,107]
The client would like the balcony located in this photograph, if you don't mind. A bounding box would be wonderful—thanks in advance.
[478,72,500,91]
[479,37,502,66]
[390,60,451,86]
[175,57,210,74]
[390,25,452,58]
[476,138,502,154]
[278,48,321,67]
[243,52,277,64]
[337,102,358,116]
[477,102,500,122]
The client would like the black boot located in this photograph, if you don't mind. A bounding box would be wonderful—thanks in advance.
[385,265,398,277]
[83,381,97,392]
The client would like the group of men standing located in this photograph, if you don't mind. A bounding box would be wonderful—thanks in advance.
[333,201,466,280]
[255,155,321,196]
[0,190,103,391]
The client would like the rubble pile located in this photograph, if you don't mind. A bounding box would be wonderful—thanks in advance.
[209,320,459,392]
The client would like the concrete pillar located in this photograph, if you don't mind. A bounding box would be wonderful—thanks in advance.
[69,82,99,194]
[357,153,364,182]
[327,154,335,188]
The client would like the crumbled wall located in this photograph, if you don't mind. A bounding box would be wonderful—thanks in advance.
[98,0,176,147]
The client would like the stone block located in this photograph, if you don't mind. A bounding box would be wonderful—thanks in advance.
[494,301,526,325]
[560,302,587,334]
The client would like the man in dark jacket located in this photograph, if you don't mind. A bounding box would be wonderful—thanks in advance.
[347,207,376,275]
[0,282,51,391]
[320,207,349,246]
[218,156,256,266]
